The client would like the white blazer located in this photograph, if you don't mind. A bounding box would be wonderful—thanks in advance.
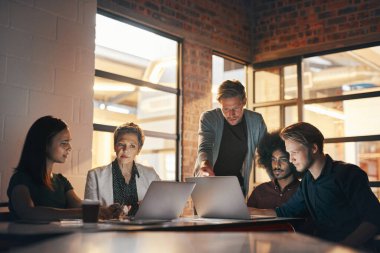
[84,162,160,206]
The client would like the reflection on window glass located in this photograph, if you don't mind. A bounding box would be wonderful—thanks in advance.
[255,68,280,103]
[303,46,380,99]
[138,136,176,180]
[95,14,178,87]
[212,55,246,108]
[284,65,298,100]
[304,97,380,138]
[93,77,176,134]
[254,164,270,188]
[92,131,114,169]
[284,105,298,127]
[325,141,380,198]
[255,106,280,132]
[92,131,176,180]
[253,45,380,187]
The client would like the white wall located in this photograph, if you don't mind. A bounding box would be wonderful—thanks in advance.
[0,0,97,201]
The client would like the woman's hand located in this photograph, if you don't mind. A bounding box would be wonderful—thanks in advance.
[99,203,124,220]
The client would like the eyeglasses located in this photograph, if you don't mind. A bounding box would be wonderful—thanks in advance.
[271,157,289,165]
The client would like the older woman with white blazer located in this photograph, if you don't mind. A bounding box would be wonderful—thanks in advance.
[85,122,160,216]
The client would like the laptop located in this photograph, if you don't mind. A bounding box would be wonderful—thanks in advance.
[105,181,195,225]
[186,176,275,220]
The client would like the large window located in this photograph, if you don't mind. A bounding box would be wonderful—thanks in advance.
[253,45,380,198]
[93,12,181,180]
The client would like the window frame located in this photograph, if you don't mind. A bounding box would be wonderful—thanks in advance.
[252,42,380,185]
[94,9,183,181]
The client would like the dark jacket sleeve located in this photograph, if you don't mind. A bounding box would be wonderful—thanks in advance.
[276,182,307,217]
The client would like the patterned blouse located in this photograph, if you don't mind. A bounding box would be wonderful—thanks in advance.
[112,159,140,216]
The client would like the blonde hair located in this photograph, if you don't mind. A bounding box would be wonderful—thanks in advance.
[217,80,246,102]
[280,122,324,153]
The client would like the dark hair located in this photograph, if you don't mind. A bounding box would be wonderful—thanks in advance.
[114,122,145,150]
[280,122,324,154]
[16,116,68,189]
[217,80,246,102]
[256,130,297,179]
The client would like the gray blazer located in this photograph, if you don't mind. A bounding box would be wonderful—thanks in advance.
[194,108,267,196]
[84,162,160,206]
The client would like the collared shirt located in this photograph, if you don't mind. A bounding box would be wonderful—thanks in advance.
[112,160,140,216]
[247,178,300,209]
[276,154,380,242]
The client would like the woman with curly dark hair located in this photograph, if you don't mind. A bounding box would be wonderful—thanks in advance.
[247,130,300,208]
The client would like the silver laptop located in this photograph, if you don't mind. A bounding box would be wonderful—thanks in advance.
[186,176,273,220]
[131,181,195,221]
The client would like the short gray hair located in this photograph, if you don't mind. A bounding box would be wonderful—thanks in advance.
[114,122,145,149]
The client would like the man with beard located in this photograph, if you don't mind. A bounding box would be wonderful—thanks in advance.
[247,131,300,208]
[250,122,380,249]
[194,80,267,196]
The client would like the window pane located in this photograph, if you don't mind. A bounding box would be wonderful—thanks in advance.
[325,141,380,198]
[212,55,246,108]
[303,46,380,99]
[304,97,380,138]
[255,106,280,132]
[285,105,298,127]
[95,14,178,88]
[284,65,298,100]
[93,76,176,134]
[255,68,280,103]
[138,136,176,180]
[92,131,175,180]
[254,164,270,186]
[92,131,114,169]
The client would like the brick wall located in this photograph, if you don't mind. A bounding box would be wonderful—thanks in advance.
[182,41,212,180]
[99,0,252,61]
[250,0,380,63]
[0,0,96,201]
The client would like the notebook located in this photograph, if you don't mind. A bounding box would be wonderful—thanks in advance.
[186,176,274,220]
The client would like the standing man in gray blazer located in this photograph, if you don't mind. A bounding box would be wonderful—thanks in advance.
[194,80,267,196]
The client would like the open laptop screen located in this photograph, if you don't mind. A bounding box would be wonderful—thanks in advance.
[186,176,251,219]
[133,181,195,220]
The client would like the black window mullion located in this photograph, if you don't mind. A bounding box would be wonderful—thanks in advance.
[95,69,179,95]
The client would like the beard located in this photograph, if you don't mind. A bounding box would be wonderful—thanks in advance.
[273,168,293,180]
